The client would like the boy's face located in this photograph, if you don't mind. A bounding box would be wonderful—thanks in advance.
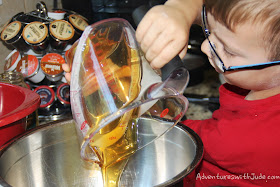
[201,12,280,90]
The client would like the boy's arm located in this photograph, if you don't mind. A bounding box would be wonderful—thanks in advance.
[165,0,203,24]
[62,0,203,83]
[135,0,203,69]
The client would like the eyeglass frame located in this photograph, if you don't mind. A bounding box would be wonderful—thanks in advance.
[201,5,280,72]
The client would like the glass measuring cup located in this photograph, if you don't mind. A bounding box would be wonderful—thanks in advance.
[68,18,189,186]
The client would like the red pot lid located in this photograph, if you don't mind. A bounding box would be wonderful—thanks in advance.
[0,83,40,126]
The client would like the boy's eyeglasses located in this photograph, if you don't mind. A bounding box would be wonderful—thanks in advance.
[201,5,280,73]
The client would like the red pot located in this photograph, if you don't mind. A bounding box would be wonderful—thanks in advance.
[0,83,40,146]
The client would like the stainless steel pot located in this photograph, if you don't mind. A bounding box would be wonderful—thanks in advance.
[0,118,203,187]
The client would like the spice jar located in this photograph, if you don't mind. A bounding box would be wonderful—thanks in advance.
[40,53,65,82]
[16,54,45,83]
[49,20,75,51]
[0,21,30,52]
[0,71,39,129]
[0,71,28,88]
[34,85,55,110]
[22,21,49,53]
[4,49,21,72]
[56,83,70,107]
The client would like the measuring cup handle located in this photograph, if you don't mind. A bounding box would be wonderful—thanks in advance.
[161,55,185,81]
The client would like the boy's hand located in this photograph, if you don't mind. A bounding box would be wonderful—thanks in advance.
[62,63,71,84]
[135,0,202,69]
[135,5,189,69]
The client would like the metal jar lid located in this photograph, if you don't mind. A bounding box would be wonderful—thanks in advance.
[47,10,66,20]
[1,21,23,44]
[22,21,49,48]
[49,20,74,41]
[68,14,88,34]
[34,85,55,108]
[56,83,70,105]
[1,21,30,52]
[40,53,65,82]
[49,20,75,51]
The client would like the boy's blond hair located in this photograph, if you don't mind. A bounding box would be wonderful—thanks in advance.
[205,0,280,61]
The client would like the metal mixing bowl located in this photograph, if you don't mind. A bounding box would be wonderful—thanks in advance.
[0,118,203,187]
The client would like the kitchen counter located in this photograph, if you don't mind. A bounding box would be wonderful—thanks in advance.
[184,68,221,120]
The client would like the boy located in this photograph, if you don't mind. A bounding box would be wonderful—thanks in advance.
[185,1,280,186]
[139,0,280,186]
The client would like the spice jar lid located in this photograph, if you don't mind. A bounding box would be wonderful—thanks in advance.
[22,21,48,44]
[4,49,21,72]
[49,20,74,41]
[0,21,22,42]
[47,10,66,20]
[16,55,39,78]
[57,83,70,105]
[34,85,55,108]
[40,53,65,77]
[68,14,88,32]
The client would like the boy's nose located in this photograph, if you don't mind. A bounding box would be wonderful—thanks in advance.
[201,39,211,58]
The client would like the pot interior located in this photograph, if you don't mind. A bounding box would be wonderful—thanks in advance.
[0,118,203,187]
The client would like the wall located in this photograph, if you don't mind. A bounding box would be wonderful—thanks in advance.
[0,0,62,73]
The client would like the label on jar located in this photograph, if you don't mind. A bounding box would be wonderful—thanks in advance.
[4,50,20,71]
[16,55,39,77]
[40,53,65,76]
[57,83,70,105]
[34,86,55,108]
[1,21,21,41]
[22,22,48,44]
[69,14,88,31]
[49,20,74,41]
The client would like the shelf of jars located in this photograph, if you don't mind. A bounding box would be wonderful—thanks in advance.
[0,2,89,125]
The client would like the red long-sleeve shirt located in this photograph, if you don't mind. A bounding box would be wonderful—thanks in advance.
[182,84,280,187]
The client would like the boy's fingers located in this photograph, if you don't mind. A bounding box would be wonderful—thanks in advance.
[149,40,186,69]
[64,72,71,84]
[144,30,172,62]
[140,21,164,54]
[62,63,70,73]
[179,45,188,59]
[62,63,71,84]
[135,12,153,43]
